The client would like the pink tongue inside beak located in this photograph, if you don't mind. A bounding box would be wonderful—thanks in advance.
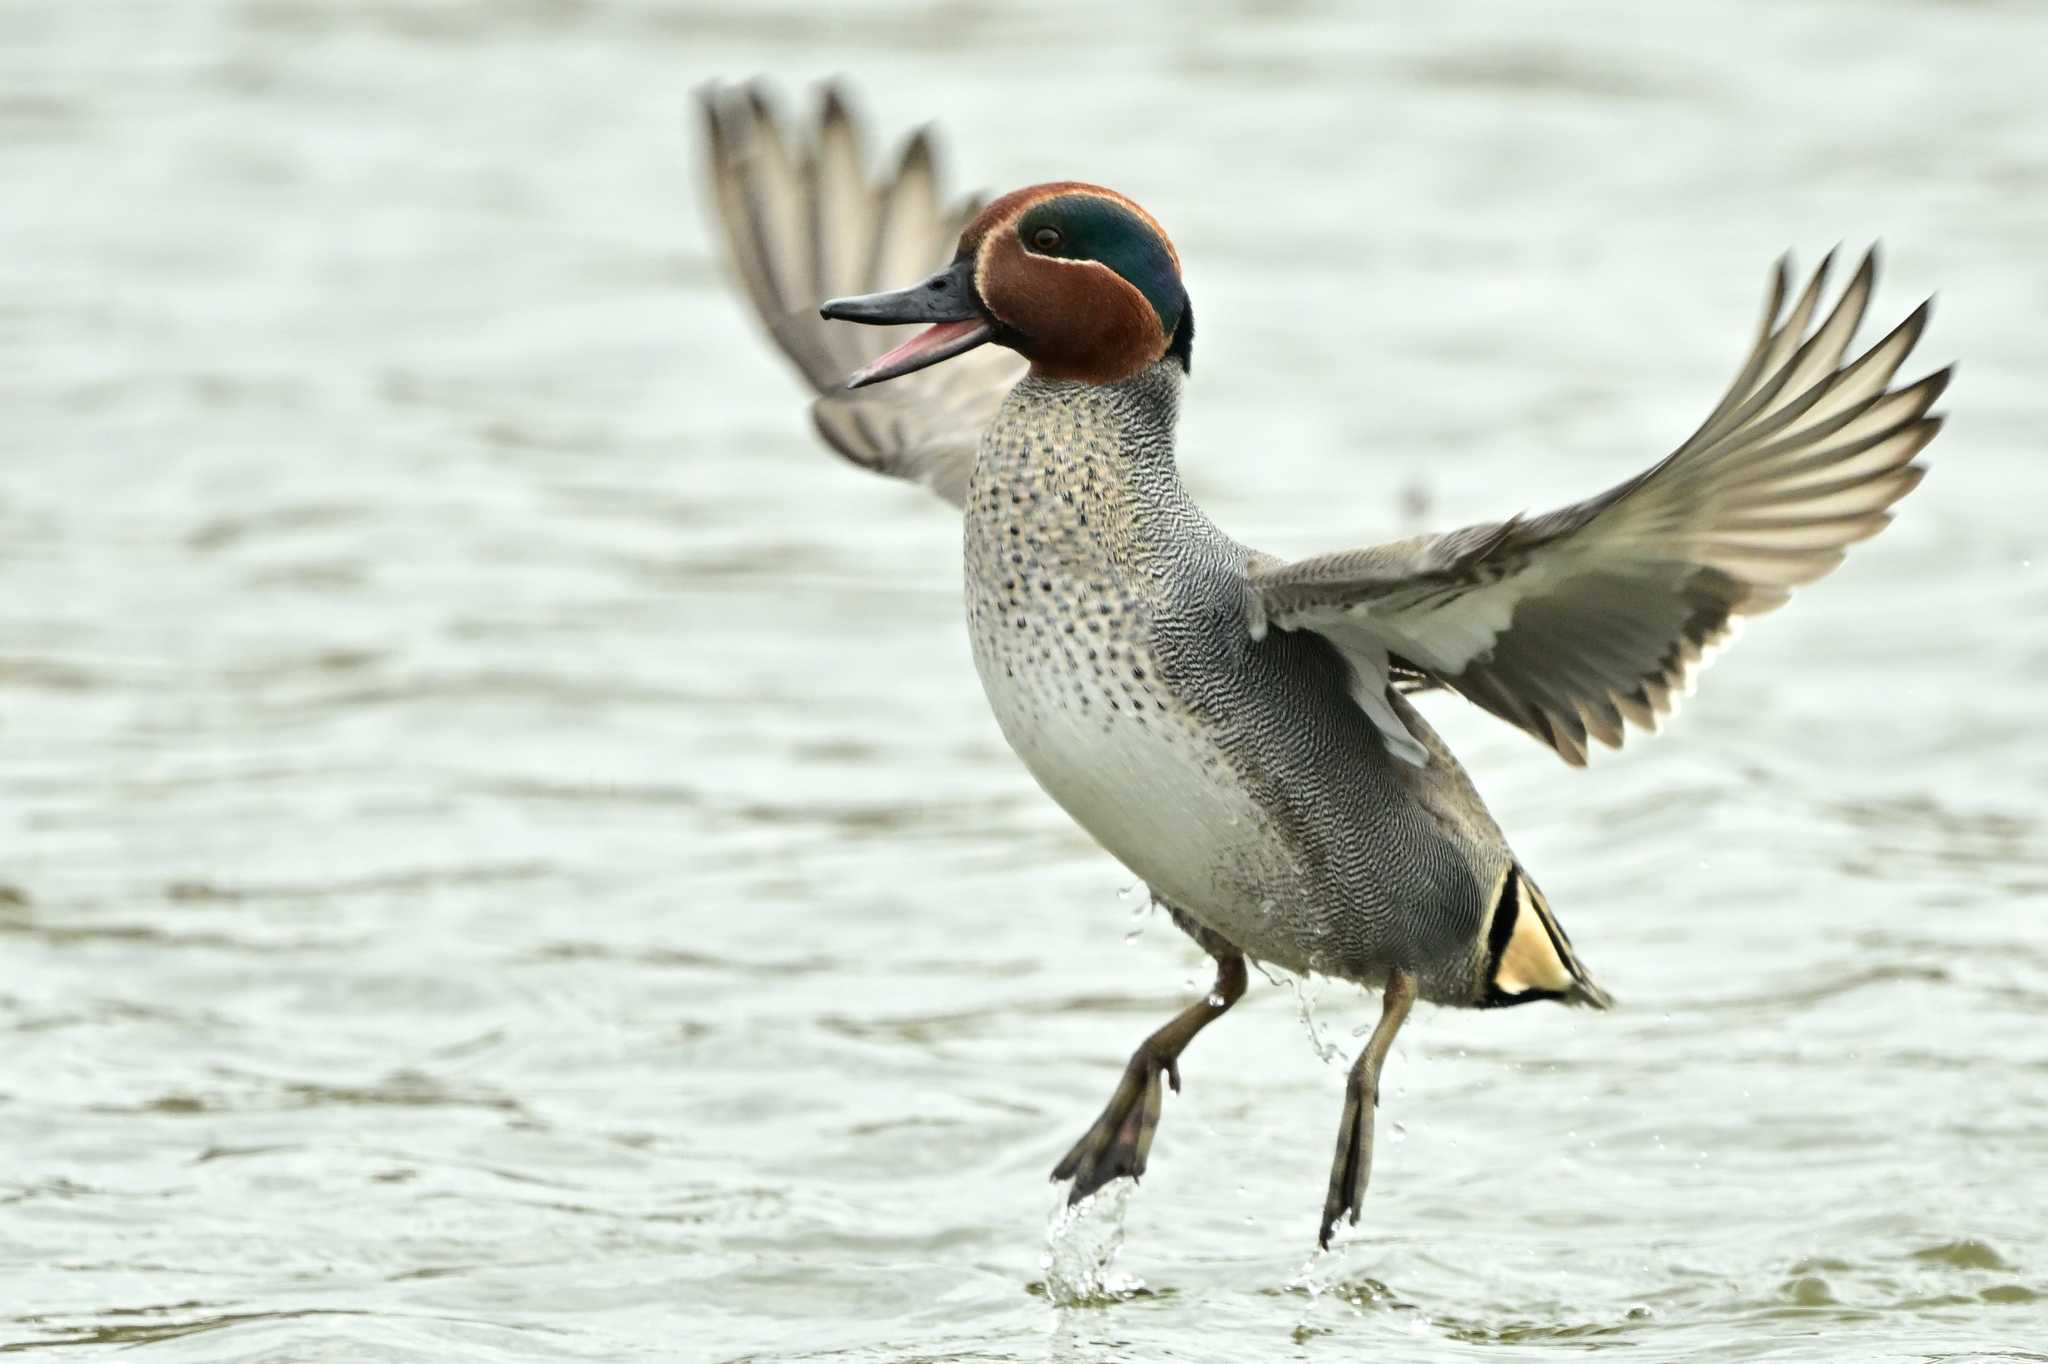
[845,319,994,390]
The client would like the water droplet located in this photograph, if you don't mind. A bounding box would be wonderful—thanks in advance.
[1287,972,1344,1067]
[1389,1121,1408,1144]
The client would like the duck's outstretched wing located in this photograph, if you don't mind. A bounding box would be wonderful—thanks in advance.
[699,82,1025,507]
[1249,249,1948,767]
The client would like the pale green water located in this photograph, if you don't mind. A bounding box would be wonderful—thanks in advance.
[3,2,2046,1360]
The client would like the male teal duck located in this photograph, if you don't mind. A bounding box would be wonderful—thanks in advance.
[699,83,1948,1248]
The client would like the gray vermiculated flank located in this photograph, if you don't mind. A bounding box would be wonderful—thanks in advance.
[964,364,1509,1005]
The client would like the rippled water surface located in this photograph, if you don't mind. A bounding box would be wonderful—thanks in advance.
[5,1,2047,1359]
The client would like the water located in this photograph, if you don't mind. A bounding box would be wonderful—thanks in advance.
[4,1,2046,1359]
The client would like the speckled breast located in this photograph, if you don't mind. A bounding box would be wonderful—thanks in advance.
[959,377,1314,971]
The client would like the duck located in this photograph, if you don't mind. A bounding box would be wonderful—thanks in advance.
[698,82,1948,1249]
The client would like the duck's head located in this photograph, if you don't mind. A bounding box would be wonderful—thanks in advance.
[821,182,1191,389]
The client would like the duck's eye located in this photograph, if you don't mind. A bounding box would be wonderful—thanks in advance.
[1030,226,1063,252]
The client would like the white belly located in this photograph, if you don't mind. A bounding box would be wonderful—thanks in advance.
[967,620,1312,969]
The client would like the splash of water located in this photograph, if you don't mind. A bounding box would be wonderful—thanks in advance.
[1040,1182,1144,1306]
[1287,1247,1426,1336]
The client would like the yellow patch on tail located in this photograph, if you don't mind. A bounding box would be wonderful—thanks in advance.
[1494,874,1576,996]
[1485,867,1611,1008]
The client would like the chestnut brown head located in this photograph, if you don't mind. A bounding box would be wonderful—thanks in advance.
[820,182,1191,389]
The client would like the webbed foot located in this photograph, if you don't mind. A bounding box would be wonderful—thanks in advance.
[1052,1047,1177,1203]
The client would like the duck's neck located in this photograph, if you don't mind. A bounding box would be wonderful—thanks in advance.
[970,360,1192,579]
[1039,357,1182,435]
[996,358,1185,475]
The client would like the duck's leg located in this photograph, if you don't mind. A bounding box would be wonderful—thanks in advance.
[1051,908,1247,1205]
[1318,967,1416,1248]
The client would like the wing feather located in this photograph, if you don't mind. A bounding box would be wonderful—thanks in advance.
[1250,249,1947,766]
[698,82,1024,507]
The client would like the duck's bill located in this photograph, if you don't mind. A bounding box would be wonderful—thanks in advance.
[820,257,993,389]
[839,318,993,389]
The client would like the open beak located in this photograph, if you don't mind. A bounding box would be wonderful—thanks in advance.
[821,256,994,389]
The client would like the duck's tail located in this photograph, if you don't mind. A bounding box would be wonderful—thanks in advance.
[1481,865,1612,1010]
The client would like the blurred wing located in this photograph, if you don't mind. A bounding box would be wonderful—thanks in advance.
[1250,249,1948,767]
[699,82,1025,507]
